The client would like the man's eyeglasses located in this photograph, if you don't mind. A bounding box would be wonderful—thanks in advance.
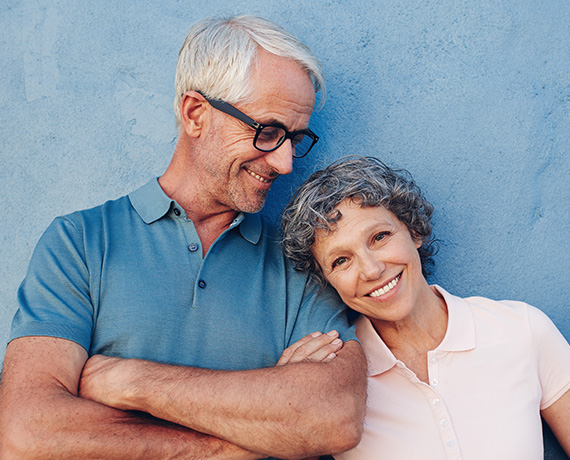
[196,91,319,158]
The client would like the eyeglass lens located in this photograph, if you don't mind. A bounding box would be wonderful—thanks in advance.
[255,126,313,158]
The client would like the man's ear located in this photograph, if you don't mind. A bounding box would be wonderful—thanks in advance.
[179,91,209,138]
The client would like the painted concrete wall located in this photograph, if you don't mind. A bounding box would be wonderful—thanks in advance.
[1,0,568,456]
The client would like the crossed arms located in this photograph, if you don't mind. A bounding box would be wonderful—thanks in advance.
[0,331,366,459]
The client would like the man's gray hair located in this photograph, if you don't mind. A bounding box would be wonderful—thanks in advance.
[281,156,437,288]
[174,15,325,126]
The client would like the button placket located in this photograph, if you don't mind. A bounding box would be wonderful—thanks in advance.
[425,352,461,458]
[396,359,460,457]
[174,211,206,308]
[438,417,460,458]
[427,350,439,388]
[429,394,459,457]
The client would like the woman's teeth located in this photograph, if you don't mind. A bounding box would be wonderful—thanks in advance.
[369,274,401,298]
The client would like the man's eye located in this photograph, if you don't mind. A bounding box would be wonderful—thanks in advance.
[291,134,305,146]
[332,257,347,269]
[258,127,284,141]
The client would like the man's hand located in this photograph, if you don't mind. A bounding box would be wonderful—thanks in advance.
[276,330,343,366]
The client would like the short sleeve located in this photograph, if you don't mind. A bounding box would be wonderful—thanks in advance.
[9,216,94,351]
[287,278,358,347]
[527,305,570,409]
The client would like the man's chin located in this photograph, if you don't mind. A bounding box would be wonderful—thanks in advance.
[235,190,268,214]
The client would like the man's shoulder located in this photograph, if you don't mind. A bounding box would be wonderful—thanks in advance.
[59,179,164,227]
[56,192,133,227]
[43,185,152,248]
[257,214,279,236]
[241,213,314,280]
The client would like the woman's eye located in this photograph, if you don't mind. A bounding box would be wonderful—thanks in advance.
[374,232,389,242]
[331,257,347,269]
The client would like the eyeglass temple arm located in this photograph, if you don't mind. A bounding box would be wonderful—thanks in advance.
[193,91,260,129]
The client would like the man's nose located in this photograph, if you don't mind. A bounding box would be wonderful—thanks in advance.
[265,139,294,176]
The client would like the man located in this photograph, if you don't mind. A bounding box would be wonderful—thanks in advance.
[0,15,366,459]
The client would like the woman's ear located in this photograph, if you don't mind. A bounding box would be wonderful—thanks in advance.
[412,233,423,249]
[179,91,209,138]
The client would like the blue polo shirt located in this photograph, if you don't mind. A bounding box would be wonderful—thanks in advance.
[10,178,355,371]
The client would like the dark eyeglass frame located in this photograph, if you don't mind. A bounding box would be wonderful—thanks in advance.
[195,91,319,158]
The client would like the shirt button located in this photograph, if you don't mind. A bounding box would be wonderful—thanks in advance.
[198,279,206,288]
[433,399,441,407]
[440,419,448,427]
[447,440,456,448]
[430,356,437,364]
[431,379,439,386]
[188,243,199,252]
[173,208,181,216]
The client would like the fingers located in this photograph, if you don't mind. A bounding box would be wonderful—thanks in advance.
[276,330,343,366]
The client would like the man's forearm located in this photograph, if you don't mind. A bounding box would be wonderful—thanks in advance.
[0,389,261,460]
[0,337,261,460]
[80,341,367,458]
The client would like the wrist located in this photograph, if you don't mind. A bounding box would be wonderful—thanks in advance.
[119,358,152,411]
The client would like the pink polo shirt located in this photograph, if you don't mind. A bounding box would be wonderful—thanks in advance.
[335,285,570,460]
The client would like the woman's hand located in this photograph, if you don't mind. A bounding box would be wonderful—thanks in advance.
[277,330,344,366]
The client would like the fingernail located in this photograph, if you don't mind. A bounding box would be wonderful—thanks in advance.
[332,338,342,345]
[312,332,323,338]
[326,353,337,360]
[326,330,339,337]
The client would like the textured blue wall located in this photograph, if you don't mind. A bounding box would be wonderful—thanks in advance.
[1,1,569,456]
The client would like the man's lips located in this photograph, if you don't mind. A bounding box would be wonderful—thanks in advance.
[244,167,276,184]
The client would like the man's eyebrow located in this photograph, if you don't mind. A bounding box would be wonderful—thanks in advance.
[260,118,312,133]
[259,118,288,130]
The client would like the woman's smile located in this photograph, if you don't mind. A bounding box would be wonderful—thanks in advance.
[368,273,401,298]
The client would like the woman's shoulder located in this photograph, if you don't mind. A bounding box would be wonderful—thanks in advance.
[463,294,551,327]
[444,287,564,344]
[436,285,538,322]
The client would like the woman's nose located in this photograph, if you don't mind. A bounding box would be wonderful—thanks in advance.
[359,251,384,281]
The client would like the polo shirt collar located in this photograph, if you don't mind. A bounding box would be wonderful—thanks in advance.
[355,315,398,377]
[236,212,262,245]
[129,178,172,224]
[356,284,477,377]
[432,284,477,353]
[129,178,262,245]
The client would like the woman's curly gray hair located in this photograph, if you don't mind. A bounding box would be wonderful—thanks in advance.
[281,155,437,288]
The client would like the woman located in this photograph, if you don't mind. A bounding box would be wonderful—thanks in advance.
[281,156,570,460]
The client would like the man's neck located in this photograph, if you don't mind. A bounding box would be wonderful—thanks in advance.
[158,173,238,256]
[191,212,238,257]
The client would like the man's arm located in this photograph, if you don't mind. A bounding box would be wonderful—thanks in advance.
[79,336,367,459]
[0,336,261,460]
